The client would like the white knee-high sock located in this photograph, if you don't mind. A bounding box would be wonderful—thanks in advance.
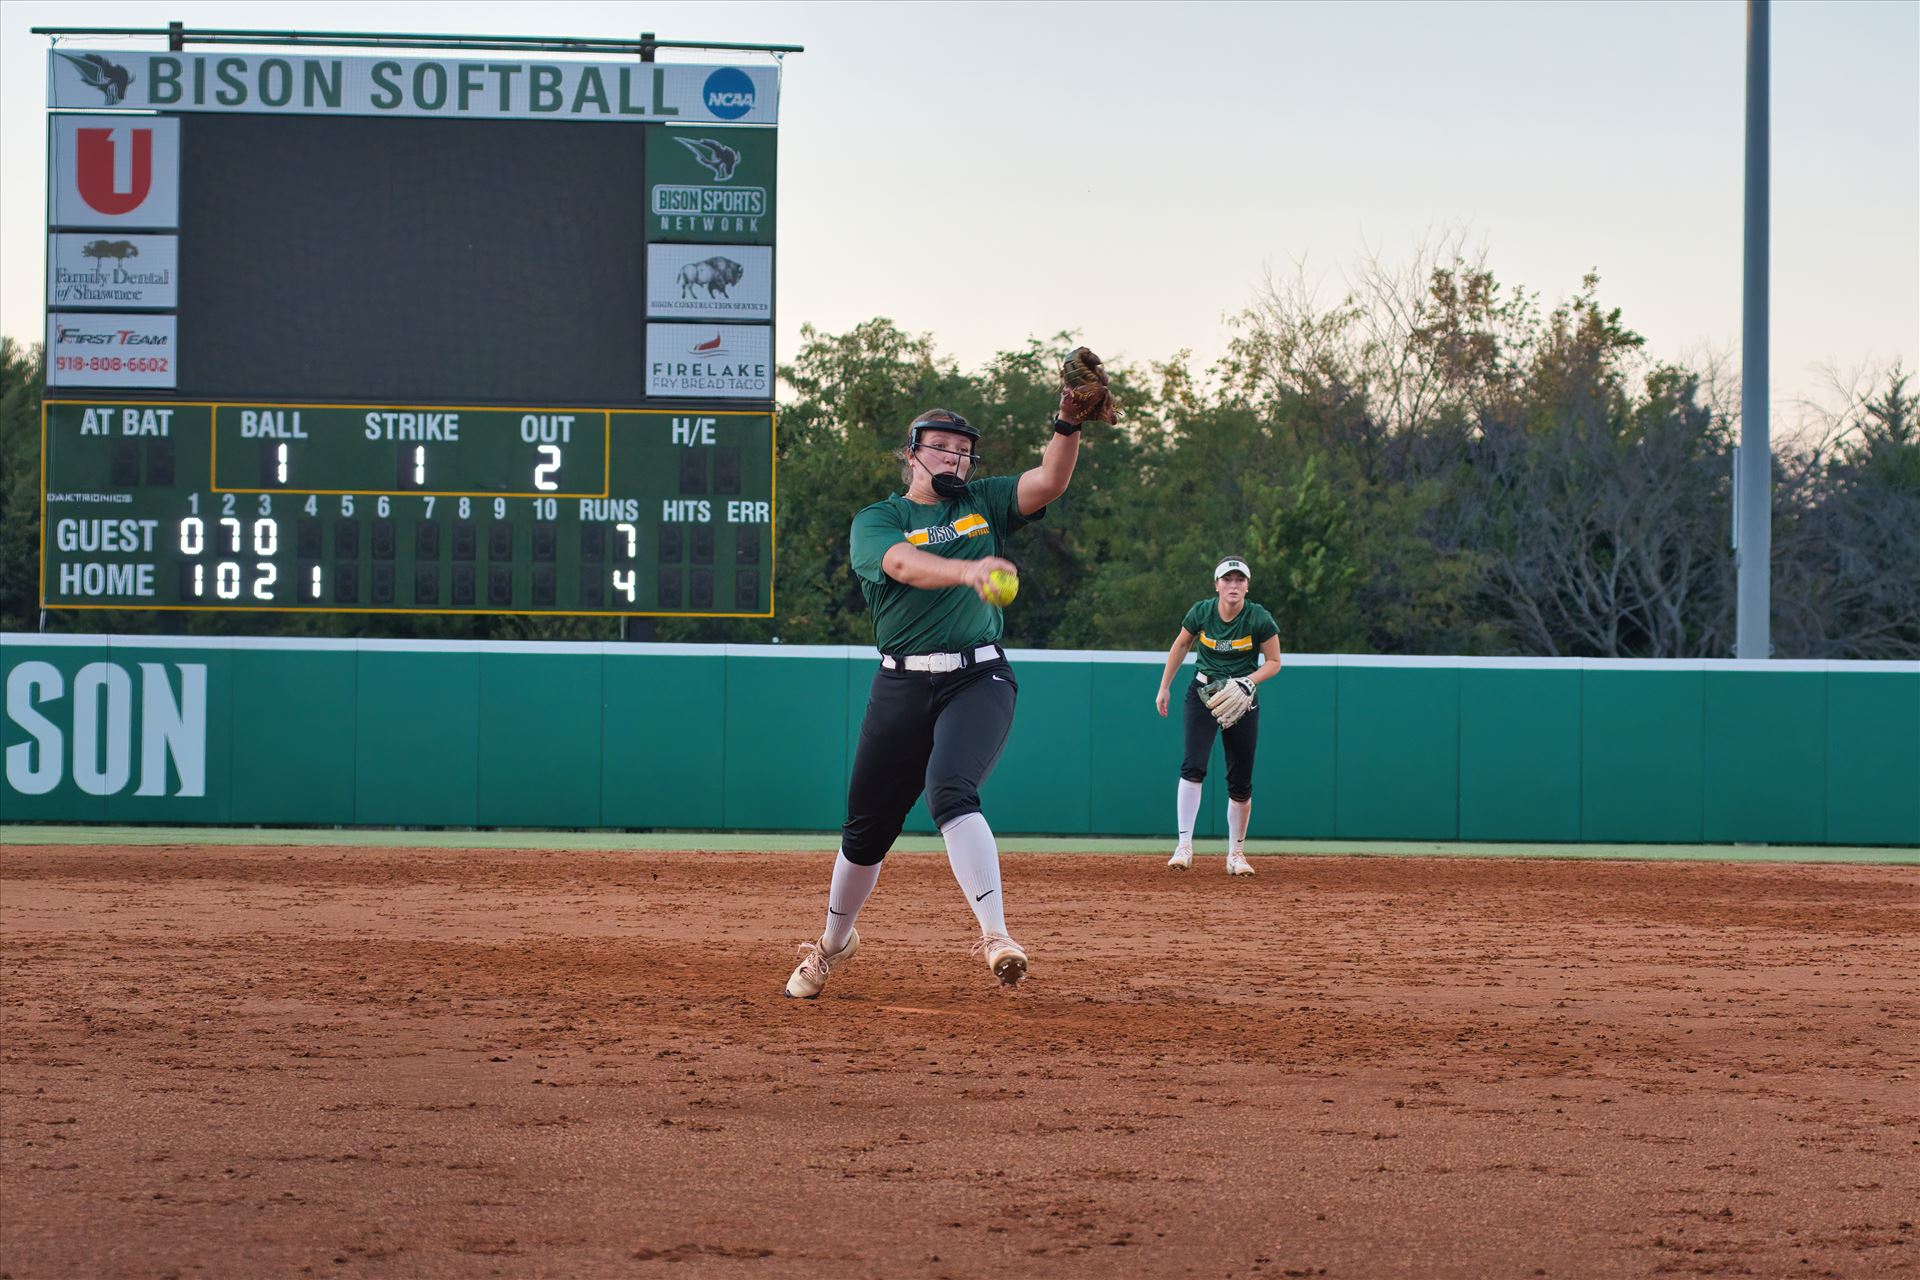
[940,812,1008,937]
[1227,798,1252,854]
[821,851,881,953]
[1176,779,1202,847]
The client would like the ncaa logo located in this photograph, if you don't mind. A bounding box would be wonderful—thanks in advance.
[702,67,756,120]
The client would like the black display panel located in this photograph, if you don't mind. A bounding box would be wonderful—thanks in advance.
[175,115,647,404]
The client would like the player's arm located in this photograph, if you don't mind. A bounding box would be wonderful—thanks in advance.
[1154,627,1197,717]
[881,542,1017,599]
[1248,635,1284,687]
[1016,429,1080,517]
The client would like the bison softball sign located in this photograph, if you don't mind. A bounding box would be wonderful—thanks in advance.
[48,52,780,125]
[646,244,771,320]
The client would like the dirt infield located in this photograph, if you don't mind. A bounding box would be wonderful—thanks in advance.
[2,846,1915,1279]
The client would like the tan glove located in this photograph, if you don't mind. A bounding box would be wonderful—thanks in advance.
[1204,676,1256,728]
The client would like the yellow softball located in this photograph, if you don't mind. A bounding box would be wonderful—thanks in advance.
[982,568,1019,607]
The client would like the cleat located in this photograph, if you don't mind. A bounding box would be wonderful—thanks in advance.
[1167,844,1193,871]
[1226,850,1255,876]
[971,933,1029,988]
[784,929,859,998]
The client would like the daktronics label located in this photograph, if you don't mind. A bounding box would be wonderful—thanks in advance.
[49,116,180,228]
[646,244,772,320]
[646,324,772,399]
[46,314,177,389]
[48,234,178,308]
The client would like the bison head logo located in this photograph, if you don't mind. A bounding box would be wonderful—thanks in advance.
[674,136,742,181]
[56,53,134,105]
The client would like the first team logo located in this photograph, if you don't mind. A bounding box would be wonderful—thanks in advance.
[51,115,179,229]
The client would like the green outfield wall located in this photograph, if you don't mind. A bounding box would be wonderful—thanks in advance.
[3,637,1915,846]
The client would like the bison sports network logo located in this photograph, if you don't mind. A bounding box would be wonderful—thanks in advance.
[55,52,134,104]
[675,136,741,180]
[701,68,755,120]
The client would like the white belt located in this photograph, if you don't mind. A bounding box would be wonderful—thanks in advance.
[882,644,1003,673]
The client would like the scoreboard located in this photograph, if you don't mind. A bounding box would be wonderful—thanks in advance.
[42,401,772,614]
[39,37,784,617]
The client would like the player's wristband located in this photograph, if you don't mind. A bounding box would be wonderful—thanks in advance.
[1051,417,1083,436]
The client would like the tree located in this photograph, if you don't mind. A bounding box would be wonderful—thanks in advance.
[0,339,44,631]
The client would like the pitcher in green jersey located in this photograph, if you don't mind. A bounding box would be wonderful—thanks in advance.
[1153,557,1284,876]
[785,382,1099,999]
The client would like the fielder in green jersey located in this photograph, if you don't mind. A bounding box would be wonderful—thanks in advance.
[1153,557,1284,876]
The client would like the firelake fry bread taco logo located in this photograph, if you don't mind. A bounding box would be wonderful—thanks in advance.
[645,323,771,398]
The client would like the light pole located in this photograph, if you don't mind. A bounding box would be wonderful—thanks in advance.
[1735,0,1771,659]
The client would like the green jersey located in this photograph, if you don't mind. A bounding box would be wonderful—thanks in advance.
[849,474,1041,655]
[1181,598,1279,682]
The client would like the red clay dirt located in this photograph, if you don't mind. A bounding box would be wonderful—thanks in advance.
[2,845,1915,1279]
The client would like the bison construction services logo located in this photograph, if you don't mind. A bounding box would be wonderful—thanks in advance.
[681,257,743,299]
[50,116,180,229]
[645,323,772,399]
[54,52,135,105]
[647,244,771,321]
[48,233,179,308]
[4,660,207,799]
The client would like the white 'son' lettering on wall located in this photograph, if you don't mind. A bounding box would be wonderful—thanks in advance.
[4,661,207,797]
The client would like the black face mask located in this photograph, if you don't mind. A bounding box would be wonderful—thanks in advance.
[931,471,970,499]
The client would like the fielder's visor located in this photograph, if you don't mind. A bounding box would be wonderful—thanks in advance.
[1214,558,1251,581]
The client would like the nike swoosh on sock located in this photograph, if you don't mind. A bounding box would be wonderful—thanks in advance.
[827,908,846,915]
[974,889,996,902]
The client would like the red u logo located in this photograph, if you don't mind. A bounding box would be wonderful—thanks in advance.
[75,127,153,216]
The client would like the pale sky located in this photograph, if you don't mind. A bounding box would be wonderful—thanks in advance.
[3,0,1915,422]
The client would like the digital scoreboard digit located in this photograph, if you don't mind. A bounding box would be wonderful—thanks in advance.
[41,402,773,616]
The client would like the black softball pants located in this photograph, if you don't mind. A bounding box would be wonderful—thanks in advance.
[1181,680,1259,802]
[840,659,1019,866]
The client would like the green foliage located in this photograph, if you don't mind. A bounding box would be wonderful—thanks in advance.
[1,338,44,631]
[3,262,1911,657]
